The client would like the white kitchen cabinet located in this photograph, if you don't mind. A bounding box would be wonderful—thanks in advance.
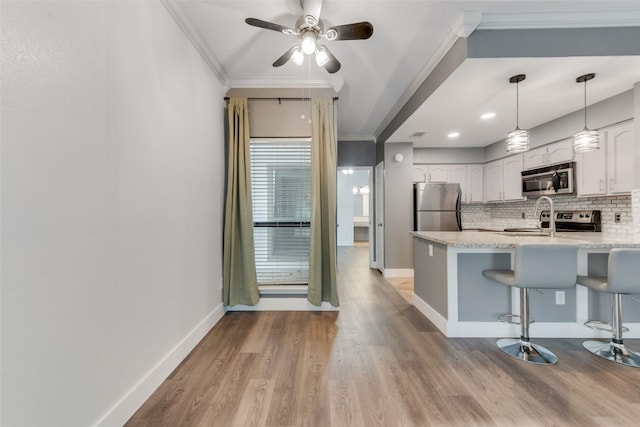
[425,164,483,203]
[522,139,574,170]
[427,165,449,182]
[606,122,635,194]
[466,164,484,203]
[576,121,635,197]
[484,154,524,202]
[576,138,606,196]
[484,160,503,202]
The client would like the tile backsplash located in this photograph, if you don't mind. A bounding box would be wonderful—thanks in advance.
[461,194,631,234]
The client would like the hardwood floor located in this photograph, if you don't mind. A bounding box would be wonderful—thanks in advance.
[126,245,640,426]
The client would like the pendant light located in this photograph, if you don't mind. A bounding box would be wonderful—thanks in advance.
[573,73,600,153]
[506,74,529,153]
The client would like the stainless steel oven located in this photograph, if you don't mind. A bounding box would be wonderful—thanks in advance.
[521,162,575,196]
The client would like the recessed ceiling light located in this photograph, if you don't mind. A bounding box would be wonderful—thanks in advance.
[481,112,496,120]
[447,132,460,139]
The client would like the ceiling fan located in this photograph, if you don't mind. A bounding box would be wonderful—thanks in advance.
[245,0,373,74]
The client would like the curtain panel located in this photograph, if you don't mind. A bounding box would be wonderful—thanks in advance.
[308,98,339,307]
[223,98,259,306]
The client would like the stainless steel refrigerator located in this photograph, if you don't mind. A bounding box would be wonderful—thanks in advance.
[413,183,461,231]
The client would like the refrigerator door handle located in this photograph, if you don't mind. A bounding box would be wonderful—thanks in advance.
[455,190,462,231]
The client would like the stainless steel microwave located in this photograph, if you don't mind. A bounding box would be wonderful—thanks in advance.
[521,162,576,196]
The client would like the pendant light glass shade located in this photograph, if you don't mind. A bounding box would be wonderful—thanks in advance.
[506,128,530,152]
[506,74,529,153]
[573,73,599,153]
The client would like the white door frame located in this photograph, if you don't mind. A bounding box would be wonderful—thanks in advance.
[375,162,384,272]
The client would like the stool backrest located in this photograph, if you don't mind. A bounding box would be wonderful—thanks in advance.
[514,244,578,289]
[608,248,640,294]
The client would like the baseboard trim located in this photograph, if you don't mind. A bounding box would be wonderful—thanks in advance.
[227,298,339,311]
[94,303,225,427]
[383,268,414,278]
[412,293,448,334]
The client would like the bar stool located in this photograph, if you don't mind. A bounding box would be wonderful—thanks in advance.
[577,248,640,367]
[483,244,578,365]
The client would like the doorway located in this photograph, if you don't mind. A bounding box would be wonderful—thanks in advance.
[336,167,374,265]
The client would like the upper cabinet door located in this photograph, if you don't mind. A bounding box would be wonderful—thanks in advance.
[606,122,635,194]
[503,154,524,200]
[522,139,574,170]
[413,166,427,183]
[522,146,548,170]
[546,139,574,165]
[484,160,503,202]
[576,134,607,197]
[427,165,449,183]
[466,164,484,203]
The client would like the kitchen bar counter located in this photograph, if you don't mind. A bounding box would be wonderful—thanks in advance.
[412,230,640,248]
[411,230,640,338]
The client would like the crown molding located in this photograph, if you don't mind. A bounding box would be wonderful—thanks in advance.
[479,9,640,30]
[228,77,337,89]
[161,0,229,87]
[337,135,377,143]
[374,11,480,140]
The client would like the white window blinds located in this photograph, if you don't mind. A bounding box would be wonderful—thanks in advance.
[249,139,311,284]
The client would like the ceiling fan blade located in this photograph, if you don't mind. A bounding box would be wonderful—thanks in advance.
[321,46,341,74]
[326,22,374,40]
[245,18,295,34]
[272,46,297,67]
[302,0,323,25]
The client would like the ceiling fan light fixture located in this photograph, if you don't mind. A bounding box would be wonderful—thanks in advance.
[573,73,600,153]
[315,46,329,66]
[301,33,317,54]
[506,74,529,153]
[291,47,304,66]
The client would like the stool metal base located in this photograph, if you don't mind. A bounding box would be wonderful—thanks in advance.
[583,340,640,368]
[497,338,558,365]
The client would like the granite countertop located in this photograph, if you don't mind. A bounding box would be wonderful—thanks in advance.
[411,230,640,249]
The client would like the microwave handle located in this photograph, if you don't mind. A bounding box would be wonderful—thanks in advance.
[552,171,560,193]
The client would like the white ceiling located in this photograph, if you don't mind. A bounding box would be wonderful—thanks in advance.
[164,0,640,147]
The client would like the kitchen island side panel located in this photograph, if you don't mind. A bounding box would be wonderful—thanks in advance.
[413,238,448,319]
[457,253,512,321]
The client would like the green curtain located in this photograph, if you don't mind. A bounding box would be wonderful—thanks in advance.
[308,98,339,307]
[223,98,259,306]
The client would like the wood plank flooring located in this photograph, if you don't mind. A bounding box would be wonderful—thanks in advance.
[126,245,640,426]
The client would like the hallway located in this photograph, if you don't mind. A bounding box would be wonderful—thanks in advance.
[126,245,640,426]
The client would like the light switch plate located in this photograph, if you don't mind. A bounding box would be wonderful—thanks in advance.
[428,244,433,257]
[555,291,565,305]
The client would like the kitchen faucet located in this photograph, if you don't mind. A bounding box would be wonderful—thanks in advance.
[533,196,555,237]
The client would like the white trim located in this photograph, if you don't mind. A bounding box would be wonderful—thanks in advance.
[228,77,336,89]
[412,294,448,335]
[161,1,228,87]
[478,10,640,30]
[94,303,225,427]
[227,298,339,311]
[374,11,479,138]
[383,269,414,278]
[258,285,308,295]
[412,296,640,338]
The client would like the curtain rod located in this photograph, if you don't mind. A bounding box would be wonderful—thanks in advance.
[224,96,338,102]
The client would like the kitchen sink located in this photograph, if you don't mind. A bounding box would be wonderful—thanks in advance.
[500,227,550,236]
[503,227,545,233]
[499,231,550,237]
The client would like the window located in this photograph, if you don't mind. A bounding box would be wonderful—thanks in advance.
[250,139,311,284]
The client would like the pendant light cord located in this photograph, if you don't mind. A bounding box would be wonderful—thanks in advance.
[583,79,587,130]
[516,80,520,130]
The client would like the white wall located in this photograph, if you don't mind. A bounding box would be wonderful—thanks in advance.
[1,2,226,426]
